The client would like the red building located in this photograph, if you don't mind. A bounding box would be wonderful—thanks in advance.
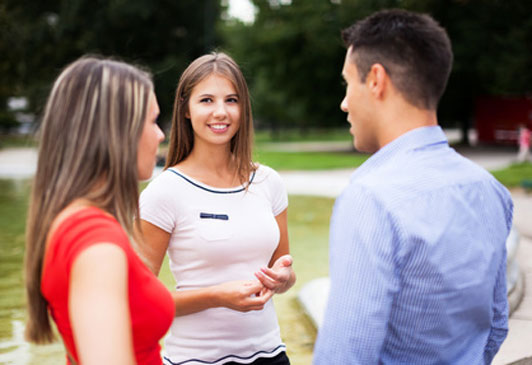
[475,96,532,144]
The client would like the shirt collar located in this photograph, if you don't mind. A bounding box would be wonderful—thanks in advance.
[351,126,448,181]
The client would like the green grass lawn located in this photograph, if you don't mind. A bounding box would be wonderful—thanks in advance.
[154,140,367,171]
[253,150,368,170]
[253,128,369,171]
[254,128,352,143]
[491,162,532,188]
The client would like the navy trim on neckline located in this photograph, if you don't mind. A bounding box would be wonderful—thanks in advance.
[167,168,256,194]
[163,344,286,365]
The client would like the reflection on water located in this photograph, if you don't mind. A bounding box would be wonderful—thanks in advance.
[0,179,64,363]
[0,319,63,364]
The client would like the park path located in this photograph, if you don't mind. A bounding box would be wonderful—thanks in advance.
[0,147,37,179]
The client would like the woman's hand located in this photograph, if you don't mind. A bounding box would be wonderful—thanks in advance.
[254,254,295,294]
[213,280,274,312]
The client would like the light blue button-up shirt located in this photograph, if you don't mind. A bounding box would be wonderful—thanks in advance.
[314,126,513,364]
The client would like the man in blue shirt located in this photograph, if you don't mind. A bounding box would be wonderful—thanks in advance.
[313,9,513,364]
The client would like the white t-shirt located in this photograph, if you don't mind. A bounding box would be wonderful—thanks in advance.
[139,164,288,365]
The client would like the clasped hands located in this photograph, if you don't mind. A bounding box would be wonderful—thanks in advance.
[214,255,294,312]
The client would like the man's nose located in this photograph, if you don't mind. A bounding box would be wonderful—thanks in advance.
[340,96,348,113]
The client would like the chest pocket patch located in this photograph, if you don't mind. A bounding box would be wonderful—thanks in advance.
[196,210,233,241]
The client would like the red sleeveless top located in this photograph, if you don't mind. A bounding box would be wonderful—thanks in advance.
[41,207,174,364]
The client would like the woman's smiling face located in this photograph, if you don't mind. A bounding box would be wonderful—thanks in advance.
[186,73,241,149]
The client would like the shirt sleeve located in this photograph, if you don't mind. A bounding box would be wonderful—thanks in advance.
[313,186,400,364]
[62,214,129,275]
[139,174,177,233]
[483,250,509,363]
[262,165,288,216]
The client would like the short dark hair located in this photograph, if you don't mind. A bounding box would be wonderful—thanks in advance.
[342,9,453,110]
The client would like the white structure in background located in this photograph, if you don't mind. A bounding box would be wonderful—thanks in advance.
[7,96,34,135]
[226,0,294,23]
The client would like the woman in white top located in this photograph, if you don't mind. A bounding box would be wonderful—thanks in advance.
[138,52,296,365]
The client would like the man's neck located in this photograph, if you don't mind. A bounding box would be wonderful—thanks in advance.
[377,101,438,149]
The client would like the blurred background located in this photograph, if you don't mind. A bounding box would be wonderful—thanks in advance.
[1,0,532,364]
[1,0,531,141]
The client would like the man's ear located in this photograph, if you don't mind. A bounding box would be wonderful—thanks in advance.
[366,63,388,100]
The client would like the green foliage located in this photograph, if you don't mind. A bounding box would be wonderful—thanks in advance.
[428,0,532,134]
[3,0,532,139]
[221,0,347,131]
[0,0,221,127]
[0,111,18,134]
[220,0,532,141]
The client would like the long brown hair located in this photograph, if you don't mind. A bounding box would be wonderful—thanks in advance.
[165,52,255,185]
[24,56,153,343]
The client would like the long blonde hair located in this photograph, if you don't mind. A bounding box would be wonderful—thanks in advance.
[24,56,153,343]
[165,52,255,184]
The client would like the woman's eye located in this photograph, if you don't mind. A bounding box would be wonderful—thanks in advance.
[227,97,239,103]
[200,97,212,103]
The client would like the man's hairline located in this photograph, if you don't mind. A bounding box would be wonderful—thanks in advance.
[343,45,426,110]
[345,45,378,84]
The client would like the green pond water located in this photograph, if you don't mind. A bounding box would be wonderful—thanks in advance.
[0,179,331,364]
[0,179,64,364]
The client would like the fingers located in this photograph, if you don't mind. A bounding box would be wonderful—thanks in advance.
[255,263,291,291]
[254,270,278,290]
[220,280,273,312]
[261,266,282,280]
[259,288,274,302]
[277,254,293,267]
[234,286,273,312]
[240,280,264,295]
[246,288,274,307]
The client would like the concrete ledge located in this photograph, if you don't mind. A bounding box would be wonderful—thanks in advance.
[493,318,532,364]
[509,271,526,315]
[508,357,532,365]
[297,277,329,329]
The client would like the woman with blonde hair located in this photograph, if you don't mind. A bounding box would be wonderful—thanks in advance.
[139,52,295,365]
[24,56,173,364]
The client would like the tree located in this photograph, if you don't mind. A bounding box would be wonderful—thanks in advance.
[221,0,347,135]
[433,0,532,144]
[221,0,532,143]
[0,0,221,130]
